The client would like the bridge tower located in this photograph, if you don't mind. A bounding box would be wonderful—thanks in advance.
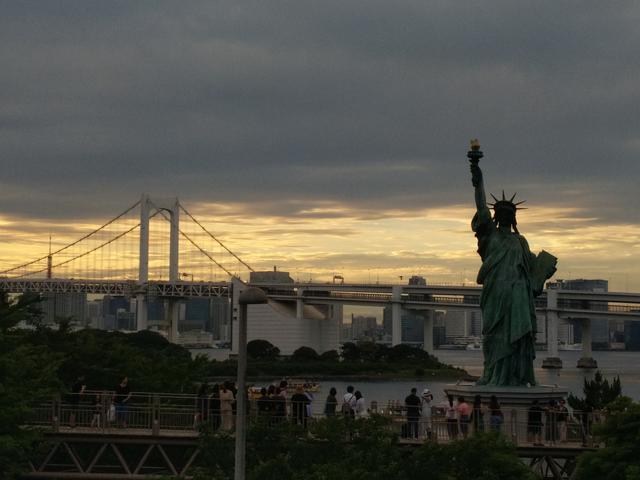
[136,194,181,341]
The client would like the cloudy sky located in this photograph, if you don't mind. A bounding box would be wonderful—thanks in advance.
[1,1,639,289]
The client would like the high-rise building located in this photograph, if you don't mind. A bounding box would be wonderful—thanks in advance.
[351,315,377,339]
[469,311,483,337]
[433,310,446,347]
[444,310,469,340]
[41,293,88,325]
[382,307,424,343]
[102,296,131,330]
[87,299,103,328]
[210,297,231,340]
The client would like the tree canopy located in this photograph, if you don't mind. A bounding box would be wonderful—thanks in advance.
[575,397,640,480]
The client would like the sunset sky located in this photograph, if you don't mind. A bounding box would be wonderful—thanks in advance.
[1,2,640,291]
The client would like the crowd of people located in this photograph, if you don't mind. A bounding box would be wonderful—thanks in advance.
[65,376,581,445]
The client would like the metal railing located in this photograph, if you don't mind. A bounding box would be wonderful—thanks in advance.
[27,392,601,448]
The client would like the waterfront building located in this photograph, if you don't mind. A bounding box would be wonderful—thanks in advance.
[548,279,610,348]
[232,275,341,355]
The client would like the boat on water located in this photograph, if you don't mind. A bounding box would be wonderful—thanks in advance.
[247,379,321,399]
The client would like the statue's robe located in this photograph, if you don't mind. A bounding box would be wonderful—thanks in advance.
[472,207,543,386]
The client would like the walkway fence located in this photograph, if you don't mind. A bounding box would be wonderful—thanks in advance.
[29,391,601,448]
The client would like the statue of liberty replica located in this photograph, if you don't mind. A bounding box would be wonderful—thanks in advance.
[468,140,557,386]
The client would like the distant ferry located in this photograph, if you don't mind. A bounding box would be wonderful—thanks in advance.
[466,341,482,351]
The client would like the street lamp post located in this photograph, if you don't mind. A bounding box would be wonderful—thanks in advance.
[235,287,268,480]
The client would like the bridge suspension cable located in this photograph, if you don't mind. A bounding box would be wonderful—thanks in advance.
[179,204,254,273]
[11,211,160,279]
[148,202,246,281]
[0,200,141,275]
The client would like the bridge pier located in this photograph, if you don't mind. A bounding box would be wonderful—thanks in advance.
[391,286,402,346]
[542,289,563,369]
[577,318,597,369]
[296,288,304,320]
[136,294,147,330]
[137,194,150,332]
[423,310,434,354]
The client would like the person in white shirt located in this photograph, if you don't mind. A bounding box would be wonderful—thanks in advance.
[342,385,357,417]
[354,391,368,417]
[421,389,434,440]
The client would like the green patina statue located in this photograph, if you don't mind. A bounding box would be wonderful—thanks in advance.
[468,141,557,386]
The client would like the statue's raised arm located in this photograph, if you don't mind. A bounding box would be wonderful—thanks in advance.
[468,139,487,214]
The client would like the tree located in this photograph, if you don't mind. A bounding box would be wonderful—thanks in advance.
[568,371,622,411]
[291,346,319,362]
[574,397,640,480]
[0,294,62,479]
[340,342,360,361]
[356,340,378,362]
[319,349,339,362]
[387,343,431,362]
[247,339,280,361]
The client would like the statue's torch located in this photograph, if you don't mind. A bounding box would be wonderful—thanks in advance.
[467,139,483,165]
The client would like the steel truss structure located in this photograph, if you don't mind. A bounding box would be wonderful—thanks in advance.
[521,446,586,480]
[23,432,200,479]
[0,279,231,298]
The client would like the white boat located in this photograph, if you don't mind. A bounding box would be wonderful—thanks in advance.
[466,342,482,351]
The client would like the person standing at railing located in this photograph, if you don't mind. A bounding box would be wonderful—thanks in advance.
[457,396,471,439]
[209,384,221,430]
[557,399,568,442]
[404,388,421,439]
[527,400,544,446]
[69,375,86,428]
[445,395,458,439]
[471,395,485,434]
[342,385,357,418]
[219,383,235,431]
[354,391,368,418]
[90,392,103,428]
[488,395,503,432]
[324,387,338,417]
[420,389,433,440]
[114,376,131,428]
[291,386,310,428]
[545,400,558,444]
[273,387,287,424]
[196,383,210,426]
[257,388,272,417]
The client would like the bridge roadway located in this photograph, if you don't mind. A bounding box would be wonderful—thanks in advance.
[2,277,640,319]
[4,277,640,365]
[24,393,596,480]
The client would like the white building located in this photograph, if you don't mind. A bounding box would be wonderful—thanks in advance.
[231,278,342,355]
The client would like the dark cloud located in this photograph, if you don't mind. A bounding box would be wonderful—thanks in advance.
[1,0,639,225]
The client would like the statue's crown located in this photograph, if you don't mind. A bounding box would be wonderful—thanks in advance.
[488,191,526,213]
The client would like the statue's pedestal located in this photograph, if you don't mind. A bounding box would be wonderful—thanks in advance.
[443,383,569,444]
[444,383,568,408]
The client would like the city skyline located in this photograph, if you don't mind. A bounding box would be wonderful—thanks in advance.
[2,2,640,290]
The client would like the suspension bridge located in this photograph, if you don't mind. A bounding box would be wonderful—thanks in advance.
[2,195,640,367]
